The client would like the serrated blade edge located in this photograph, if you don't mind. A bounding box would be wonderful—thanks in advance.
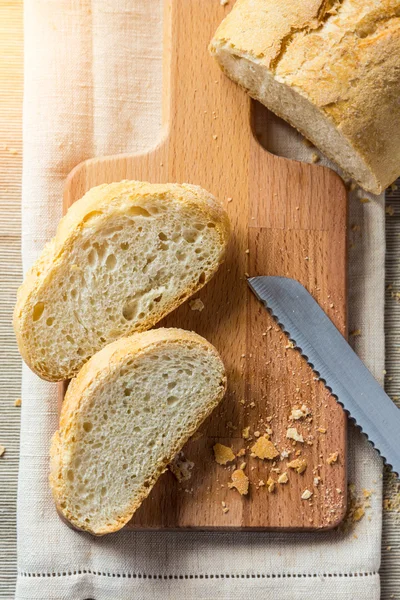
[248,276,400,477]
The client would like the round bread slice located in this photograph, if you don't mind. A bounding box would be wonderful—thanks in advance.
[50,328,226,536]
[14,181,230,381]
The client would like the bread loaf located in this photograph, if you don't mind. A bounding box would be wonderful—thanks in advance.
[210,0,400,194]
[50,328,227,535]
[13,181,230,381]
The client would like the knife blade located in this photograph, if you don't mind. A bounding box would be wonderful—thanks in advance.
[247,275,400,477]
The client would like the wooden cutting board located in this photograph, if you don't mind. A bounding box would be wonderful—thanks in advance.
[62,0,347,530]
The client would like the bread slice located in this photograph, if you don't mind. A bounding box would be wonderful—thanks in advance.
[14,181,230,381]
[210,0,400,194]
[50,328,226,535]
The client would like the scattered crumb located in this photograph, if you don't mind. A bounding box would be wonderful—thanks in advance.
[350,329,362,337]
[290,405,310,420]
[227,197,233,203]
[245,249,250,254]
[228,469,249,495]
[313,477,321,487]
[242,426,250,439]
[386,205,394,216]
[340,483,372,533]
[287,458,307,474]
[0,445,5,457]
[278,472,288,484]
[237,448,246,457]
[14,398,21,407]
[258,479,265,487]
[286,427,304,443]
[390,183,398,193]
[301,489,313,500]
[220,0,229,5]
[239,462,247,470]
[254,430,260,437]
[251,435,279,460]
[317,427,327,434]
[213,443,236,465]
[169,452,194,482]
[189,298,205,312]
[222,506,229,513]
[311,152,320,163]
[327,452,339,465]
[303,138,314,148]
[359,197,370,204]
[280,450,289,459]
[249,401,256,408]
[267,477,276,493]
[212,134,218,140]
[5,146,18,155]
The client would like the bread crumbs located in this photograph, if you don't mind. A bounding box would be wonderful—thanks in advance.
[169,452,194,482]
[0,445,5,457]
[213,443,235,465]
[386,205,394,216]
[237,448,246,457]
[301,489,313,500]
[189,298,205,312]
[278,472,288,484]
[327,452,339,465]
[286,427,304,443]
[267,477,276,493]
[350,329,361,336]
[287,458,307,474]
[228,469,249,495]
[14,398,21,407]
[242,426,250,439]
[290,405,310,420]
[251,435,279,460]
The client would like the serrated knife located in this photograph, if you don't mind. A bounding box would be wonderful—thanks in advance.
[248,275,400,477]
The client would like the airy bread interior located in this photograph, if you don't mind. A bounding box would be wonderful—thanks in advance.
[214,46,378,193]
[50,329,226,535]
[14,182,229,381]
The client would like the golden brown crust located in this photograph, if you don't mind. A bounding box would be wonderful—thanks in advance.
[14,181,230,381]
[49,328,227,536]
[210,0,400,193]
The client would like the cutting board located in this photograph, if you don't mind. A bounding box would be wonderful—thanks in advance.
[62,0,347,530]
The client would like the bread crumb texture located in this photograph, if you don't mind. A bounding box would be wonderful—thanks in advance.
[14,181,230,381]
[213,443,235,465]
[327,451,339,465]
[251,435,279,460]
[189,298,205,312]
[169,451,194,482]
[228,469,249,495]
[0,445,5,457]
[287,458,308,474]
[49,328,227,535]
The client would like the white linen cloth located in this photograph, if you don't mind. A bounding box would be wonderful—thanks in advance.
[17,1,385,598]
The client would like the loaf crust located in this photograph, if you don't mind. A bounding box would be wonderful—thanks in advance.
[210,0,400,193]
[13,181,230,381]
[50,328,227,535]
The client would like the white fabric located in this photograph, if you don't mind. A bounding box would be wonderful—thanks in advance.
[17,1,385,598]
